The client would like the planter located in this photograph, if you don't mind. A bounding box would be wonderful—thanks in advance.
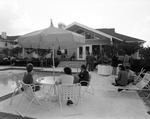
[98,65,120,75]
[98,65,112,75]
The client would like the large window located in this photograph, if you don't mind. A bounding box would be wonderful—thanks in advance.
[76,29,84,36]
[95,35,102,40]
[85,32,94,39]
[79,47,83,58]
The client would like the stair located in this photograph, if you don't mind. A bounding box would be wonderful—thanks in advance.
[58,60,86,68]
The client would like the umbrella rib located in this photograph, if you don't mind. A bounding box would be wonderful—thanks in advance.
[56,38,61,48]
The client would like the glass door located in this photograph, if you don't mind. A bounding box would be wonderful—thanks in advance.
[77,45,92,60]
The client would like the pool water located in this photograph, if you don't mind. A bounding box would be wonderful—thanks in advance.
[0,69,58,97]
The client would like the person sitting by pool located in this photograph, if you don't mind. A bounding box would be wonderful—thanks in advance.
[23,63,40,92]
[125,66,136,84]
[112,65,128,86]
[55,67,75,106]
[78,64,90,86]
[55,67,74,85]
[70,52,76,61]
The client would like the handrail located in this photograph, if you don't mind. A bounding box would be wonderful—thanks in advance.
[56,69,64,76]
[68,64,79,73]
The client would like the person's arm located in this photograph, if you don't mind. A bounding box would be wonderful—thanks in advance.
[73,74,79,83]
[55,76,61,85]
[85,72,89,81]
[79,71,89,82]
[128,71,136,80]
[29,74,34,84]
[117,71,121,81]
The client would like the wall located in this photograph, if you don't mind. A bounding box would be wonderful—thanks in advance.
[85,39,111,45]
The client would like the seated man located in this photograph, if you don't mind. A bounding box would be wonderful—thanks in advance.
[78,64,89,86]
[125,66,136,84]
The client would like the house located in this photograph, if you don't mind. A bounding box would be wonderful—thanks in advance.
[0,22,145,60]
[64,22,145,60]
[0,32,19,52]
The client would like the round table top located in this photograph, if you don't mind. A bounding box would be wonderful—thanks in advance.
[36,76,59,85]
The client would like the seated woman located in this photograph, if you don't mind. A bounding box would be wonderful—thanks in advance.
[55,67,75,106]
[125,66,136,84]
[23,63,40,92]
[112,65,128,86]
[55,67,74,85]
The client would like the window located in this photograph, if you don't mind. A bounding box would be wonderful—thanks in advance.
[79,47,83,58]
[95,35,101,40]
[76,29,84,36]
[85,32,94,39]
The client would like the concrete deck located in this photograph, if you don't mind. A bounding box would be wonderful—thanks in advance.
[0,66,149,119]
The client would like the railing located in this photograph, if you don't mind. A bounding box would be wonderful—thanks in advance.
[68,64,79,73]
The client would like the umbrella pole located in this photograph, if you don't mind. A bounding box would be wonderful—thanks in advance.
[52,45,57,96]
[52,45,55,78]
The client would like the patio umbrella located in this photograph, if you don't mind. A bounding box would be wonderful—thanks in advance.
[18,19,85,75]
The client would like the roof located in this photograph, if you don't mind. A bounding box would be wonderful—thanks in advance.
[65,22,114,40]
[96,28,145,43]
[0,35,20,42]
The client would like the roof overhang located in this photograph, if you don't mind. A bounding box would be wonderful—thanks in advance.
[65,22,121,41]
[65,22,124,42]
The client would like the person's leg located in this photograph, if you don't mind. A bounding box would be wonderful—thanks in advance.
[112,67,114,75]
[112,67,117,75]
[89,63,91,71]
[114,67,117,75]
[91,62,94,71]
[112,79,119,86]
[86,62,88,70]
[73,56,75,60]
[70,56,72,61]
[128,78,134,85]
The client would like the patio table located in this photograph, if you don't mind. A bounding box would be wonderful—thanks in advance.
[36,76,59,101]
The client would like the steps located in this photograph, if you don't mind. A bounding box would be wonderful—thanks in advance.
[58,60,86,68]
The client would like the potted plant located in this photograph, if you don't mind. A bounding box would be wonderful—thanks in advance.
[97,47,112,75]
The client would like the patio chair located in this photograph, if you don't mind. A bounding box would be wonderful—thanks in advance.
[133,68,145,84]
[9,76,23,105]
[58,83,83,116]
[16,81,49,117]
[80,73,94,96]
[108,72,150,98]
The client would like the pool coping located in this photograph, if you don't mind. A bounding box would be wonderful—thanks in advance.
[0,67,78,74]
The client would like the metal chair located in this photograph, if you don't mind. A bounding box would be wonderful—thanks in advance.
[9,76,23,105]
[16,81,49,117]
[58,83,83,116]
[80,73,94,96]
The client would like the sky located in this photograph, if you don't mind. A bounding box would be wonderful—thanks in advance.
[0,0,150,47]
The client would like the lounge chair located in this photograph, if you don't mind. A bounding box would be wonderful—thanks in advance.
[107,72,150,98]
[133,68,145,84]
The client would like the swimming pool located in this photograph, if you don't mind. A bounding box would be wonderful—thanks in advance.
[0,69,59,97]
